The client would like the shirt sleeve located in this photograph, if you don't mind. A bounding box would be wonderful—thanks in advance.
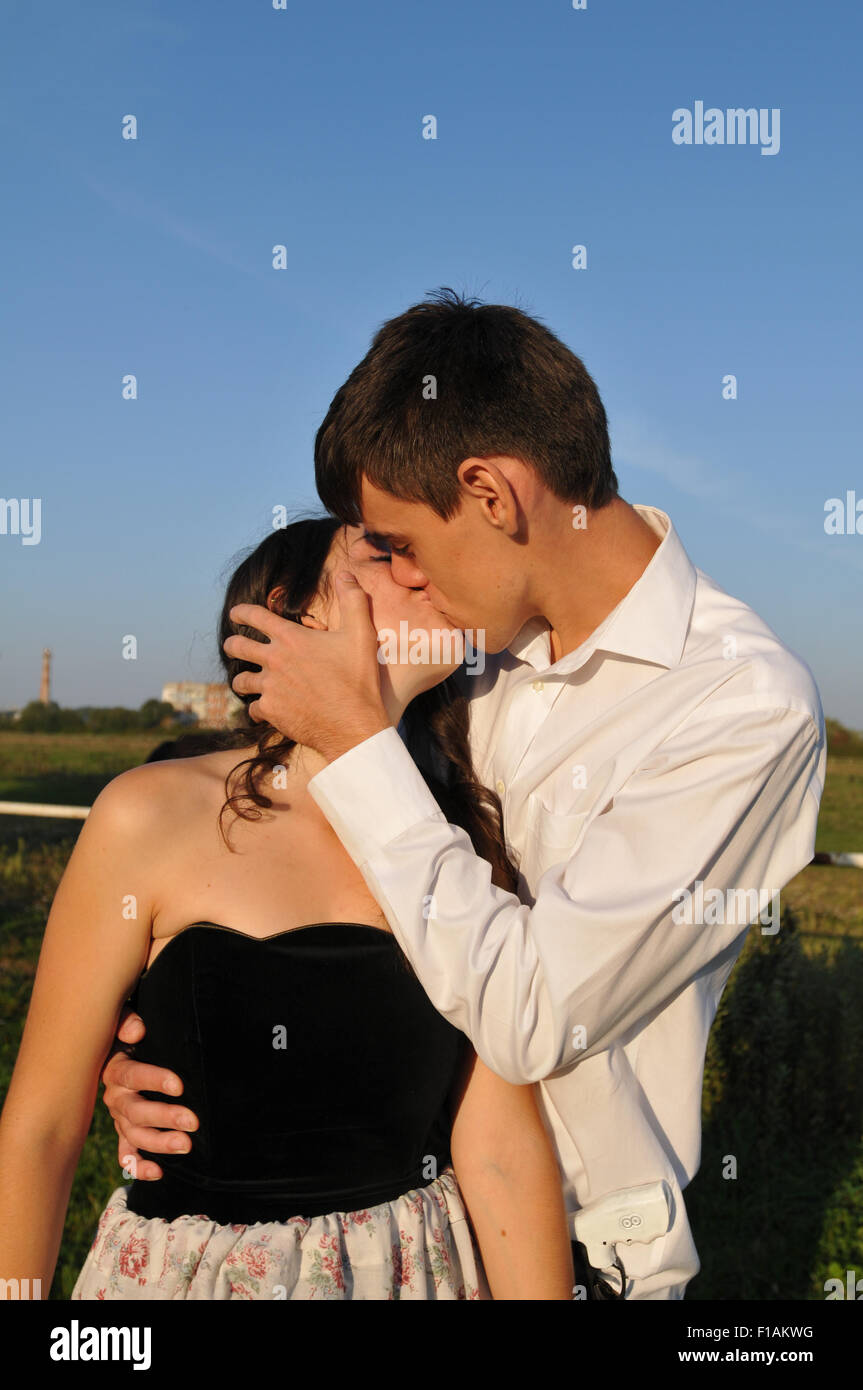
[307,704,824,1084]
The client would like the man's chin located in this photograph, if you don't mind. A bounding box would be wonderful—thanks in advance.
[428,610,508,656]
[442,623,501,657]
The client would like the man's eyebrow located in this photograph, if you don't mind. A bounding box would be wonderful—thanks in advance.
[360,529,396,548]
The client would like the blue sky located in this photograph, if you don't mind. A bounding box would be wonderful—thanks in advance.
[2,0,861,726]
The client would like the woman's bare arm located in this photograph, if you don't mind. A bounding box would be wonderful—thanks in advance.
[449,1047,574,1300]
[0,767,161,1292]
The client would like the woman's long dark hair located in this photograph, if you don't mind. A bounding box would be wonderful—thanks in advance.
[216,516,521,929]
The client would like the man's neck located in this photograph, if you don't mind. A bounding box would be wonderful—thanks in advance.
[537,499,662,663]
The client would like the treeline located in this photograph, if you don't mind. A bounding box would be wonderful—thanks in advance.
[2,703,862,749]
[0,699,184,733]
[825,718,863,758]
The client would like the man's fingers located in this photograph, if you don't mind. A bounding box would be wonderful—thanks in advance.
[119,1152,164,1181]
[114,1137,164,1182]
[228,603,291,639]
[333,572,375,634]
[107,1091,198,1136]
[231,669,264,697]
[113,1114,195,1155]
[222,633,269,664]
[107,1085,198,1163]
[102,1053,184,1097]
[115,1011,146,1045]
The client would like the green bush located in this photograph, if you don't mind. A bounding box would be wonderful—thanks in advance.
[686,909,863,1299]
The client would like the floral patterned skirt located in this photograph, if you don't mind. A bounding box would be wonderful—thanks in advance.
[71,1165,491,1300]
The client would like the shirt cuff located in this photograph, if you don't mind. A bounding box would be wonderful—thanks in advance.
[307,725,447,866]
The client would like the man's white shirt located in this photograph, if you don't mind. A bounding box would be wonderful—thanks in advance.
[308,505,826,1299]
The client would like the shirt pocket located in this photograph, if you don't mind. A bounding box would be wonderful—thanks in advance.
[522,798,590,884]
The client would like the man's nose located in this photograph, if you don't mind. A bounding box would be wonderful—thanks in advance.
[391,555,429,590]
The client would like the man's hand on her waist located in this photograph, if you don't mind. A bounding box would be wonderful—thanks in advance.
[101,1006,199,1181]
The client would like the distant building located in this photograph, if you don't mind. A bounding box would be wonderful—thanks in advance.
[161,681,243,730]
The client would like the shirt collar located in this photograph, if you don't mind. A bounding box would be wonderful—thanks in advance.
[504,505,697,675]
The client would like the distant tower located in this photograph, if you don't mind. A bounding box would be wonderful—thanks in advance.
[40,647,52,704]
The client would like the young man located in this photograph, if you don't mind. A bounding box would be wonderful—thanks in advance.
[104,289,825,1299]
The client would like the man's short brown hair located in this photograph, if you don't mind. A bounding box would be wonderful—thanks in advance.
[315,286,619,523]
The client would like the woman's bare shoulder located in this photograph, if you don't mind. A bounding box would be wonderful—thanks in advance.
[89,751,233,834]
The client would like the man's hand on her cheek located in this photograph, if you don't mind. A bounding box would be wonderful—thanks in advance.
[224,572,392,761]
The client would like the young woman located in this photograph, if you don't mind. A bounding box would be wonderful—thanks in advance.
[0,517,575,1300]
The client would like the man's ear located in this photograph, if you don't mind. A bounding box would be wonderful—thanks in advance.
[458,456,522,536]
[299,613,328,631]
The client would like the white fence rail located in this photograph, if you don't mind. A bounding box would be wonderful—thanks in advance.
[0,804,861,867]
[0,801,90,820]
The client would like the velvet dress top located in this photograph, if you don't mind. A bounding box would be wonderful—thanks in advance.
[72,921,490,1299]
[124,922,466,1224]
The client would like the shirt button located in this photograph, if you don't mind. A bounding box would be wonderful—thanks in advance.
[495,779,505,796]
[531,680,545,692]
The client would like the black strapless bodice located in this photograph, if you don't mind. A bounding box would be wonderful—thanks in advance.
[124,923,467,1225]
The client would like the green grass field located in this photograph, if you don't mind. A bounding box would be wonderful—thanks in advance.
[1,731,861,1300]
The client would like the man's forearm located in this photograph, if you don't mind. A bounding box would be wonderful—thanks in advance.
[314,708,393,764]
[308,714,822,1083]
